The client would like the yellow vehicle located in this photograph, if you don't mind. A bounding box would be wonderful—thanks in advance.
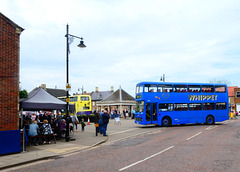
[58,95,92,115]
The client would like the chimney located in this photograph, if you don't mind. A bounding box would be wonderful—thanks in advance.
[111,86,114,92]
[95,87,99,92]
[41,84,46,90]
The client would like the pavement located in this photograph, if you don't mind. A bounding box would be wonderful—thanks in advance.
[1,117,236,170]
[0,118,156,171]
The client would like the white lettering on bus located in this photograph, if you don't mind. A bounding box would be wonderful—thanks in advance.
[188,95,217,101]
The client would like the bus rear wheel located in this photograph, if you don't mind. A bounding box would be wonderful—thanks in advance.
[162,117,172,127]
[206,115,215,125]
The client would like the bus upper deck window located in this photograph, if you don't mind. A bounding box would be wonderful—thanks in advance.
[158,85,172,92]
[215,85,226,93]
[144,84,157,92]
[202,85,214,93]
[174,85,187,92]
[136,85,143,94]
[188,85,201,92]
[81,97,90,101]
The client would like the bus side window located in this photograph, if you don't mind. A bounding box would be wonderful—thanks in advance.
[202,85,214,93]
[216,103,227,110]
[188,85,201,93]
[174,103,188,111]
[203,103,215,110]
[158,85,163,92]
[215,85,226,93]
[145,84,157,92]
[159,103,173,111]
[174,85,187,93]
[158,84,172,93]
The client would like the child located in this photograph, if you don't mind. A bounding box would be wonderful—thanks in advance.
[80,118,86,132]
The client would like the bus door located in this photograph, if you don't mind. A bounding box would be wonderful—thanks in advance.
[146,103,158,124]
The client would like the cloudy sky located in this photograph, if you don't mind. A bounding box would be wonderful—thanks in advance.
[1,0,240,96]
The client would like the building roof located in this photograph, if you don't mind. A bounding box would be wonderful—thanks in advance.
[46,88,69,98]
[102,88,135,102]
[97,87,135,106]
[228,86,238,97]
[91,91,113,101]
[0,12,24,32]
[38,84,69,98]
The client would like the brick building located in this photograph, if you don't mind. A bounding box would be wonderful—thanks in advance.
[227,86,240,113]
[233,87,240,113]
[0,13,24,154]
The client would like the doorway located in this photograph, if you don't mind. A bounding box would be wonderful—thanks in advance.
[146,103,158,124]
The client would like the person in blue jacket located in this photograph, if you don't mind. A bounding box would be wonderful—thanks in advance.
[28,120,39,145]
[98,110,104,134]
[102,110,110,136]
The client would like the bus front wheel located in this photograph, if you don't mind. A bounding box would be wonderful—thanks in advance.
[206,115,215,125]
[162,117,172,127]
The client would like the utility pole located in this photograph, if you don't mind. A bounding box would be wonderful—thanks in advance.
[160,74,165,82]
[78,86,84,94]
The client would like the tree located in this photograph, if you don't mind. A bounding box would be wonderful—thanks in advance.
[209,79,231,85]
[19,89,28,99]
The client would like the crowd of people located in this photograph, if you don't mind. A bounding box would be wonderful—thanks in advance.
[21,107,136,145]
[21,112,79,146]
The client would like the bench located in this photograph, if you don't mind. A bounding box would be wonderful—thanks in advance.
[28,134,57,146]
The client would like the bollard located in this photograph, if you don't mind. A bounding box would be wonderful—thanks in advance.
[230,112,233,119]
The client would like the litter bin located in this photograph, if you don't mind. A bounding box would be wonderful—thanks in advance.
[229,112,233,119]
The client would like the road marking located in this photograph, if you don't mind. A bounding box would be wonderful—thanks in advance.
[109,128,138,135]
[205,126,213,130]
[205,126,218,131]
[186,132,202,141]
[106,129,162,145]
[119,146,174,171]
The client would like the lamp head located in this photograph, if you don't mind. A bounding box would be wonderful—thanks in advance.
[77,38,86,48]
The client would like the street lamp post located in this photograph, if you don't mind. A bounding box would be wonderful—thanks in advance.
[160,74,165,82]
[65,24,86,142]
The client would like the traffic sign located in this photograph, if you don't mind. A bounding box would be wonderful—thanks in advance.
[66,83,71,91]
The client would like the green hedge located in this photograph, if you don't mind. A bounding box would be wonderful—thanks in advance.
[77,114,96,122]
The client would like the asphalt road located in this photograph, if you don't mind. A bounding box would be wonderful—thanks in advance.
[6,119,240,172]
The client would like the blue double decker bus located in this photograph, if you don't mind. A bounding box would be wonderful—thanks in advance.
[135,82,229,126]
